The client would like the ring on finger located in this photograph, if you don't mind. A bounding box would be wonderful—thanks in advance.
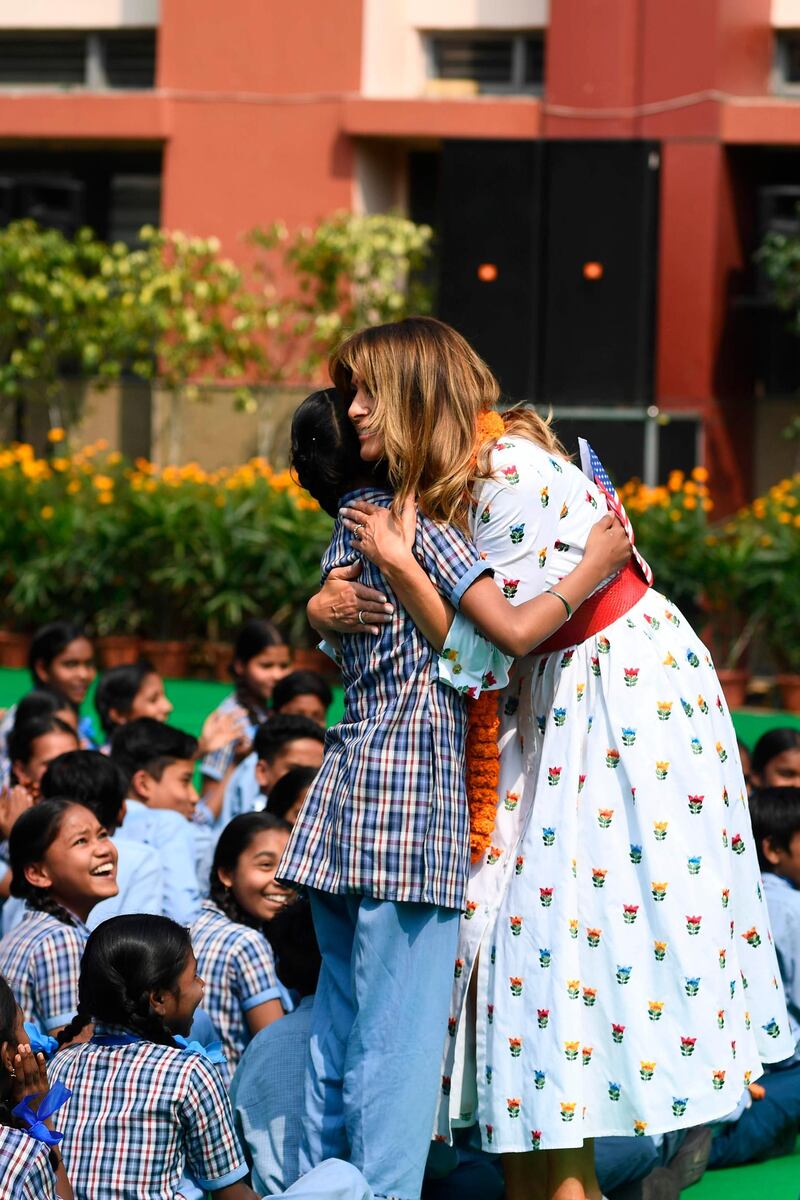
[358,610,366,625]
[353,523,366,539]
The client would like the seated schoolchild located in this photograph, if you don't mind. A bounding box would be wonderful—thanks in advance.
[707,786,800,1168]
[0,622,97,755]
[224,714,324,828]
[110,720,201,924]
[231,896,322,1193]
[8,715,79,801]
[0,800,118,1035]
[0,973,73,1199]
[272,671,332,727]
[192,813,293,1073]
[750,728,800,791]
[266,766,319,827]
[41,751,163,929]
[200,619,292,823]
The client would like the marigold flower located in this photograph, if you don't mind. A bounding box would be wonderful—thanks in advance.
[47,427,66,443]
[40,505,54,520]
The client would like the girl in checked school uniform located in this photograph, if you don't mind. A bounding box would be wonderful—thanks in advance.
[0,973,73,1200]
[192,812,293,1072]
[48,915,370,1200]
[0,800,118,1037]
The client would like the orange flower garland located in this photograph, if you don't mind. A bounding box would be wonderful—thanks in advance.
[465,408,506,864]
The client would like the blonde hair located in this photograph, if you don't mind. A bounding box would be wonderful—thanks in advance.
[330,316,565,528]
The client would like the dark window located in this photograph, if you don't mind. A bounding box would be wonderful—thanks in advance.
[103,31,157,90]
[0,33,86,86]
[429,32,544,94]
[773,31,800,91]
[0,29,156,90]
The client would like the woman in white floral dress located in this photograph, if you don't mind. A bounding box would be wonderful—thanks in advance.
[332,318,793,1200]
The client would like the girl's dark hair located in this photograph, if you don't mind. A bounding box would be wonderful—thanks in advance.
[28,622,91,685]
[41,750,128,833]
[0,974,60,1166]
[12,690,73,729]
[95,660,156,737]
[57,915,192,1049]
[751,727,800,777]
[272,670,332,716]
[9,799,84,926]
[290,387,370,518]
[266,899,321,998]
[266,766,318,821]
[209,812,292,928]
[749,786,800,871]
[8,714,78,770]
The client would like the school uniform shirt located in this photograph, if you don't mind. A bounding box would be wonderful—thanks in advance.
[88,833,163,930]
[117,798,200,926]
[762,872,800,1065]
[49,1023,248,1198]
[277,487,490,912]
[0,1125,60,1200]
[221,752,265,829]
[191,899,284,1071]
[0,906,88,1031]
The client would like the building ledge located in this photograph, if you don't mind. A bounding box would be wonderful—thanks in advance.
[342,95,542,141]
[0,92,168,143]
[721,97,800,143]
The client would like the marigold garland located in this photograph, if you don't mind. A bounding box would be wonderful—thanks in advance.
[466,691,501,862]
[465,410,506,863]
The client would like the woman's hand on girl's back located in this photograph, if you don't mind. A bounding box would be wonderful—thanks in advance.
[339,496,417,571]
[583,514,632,578]
[308,563,394,638]
[11,1042,50,1110]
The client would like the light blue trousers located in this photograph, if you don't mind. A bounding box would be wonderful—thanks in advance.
[301,891,460,1200]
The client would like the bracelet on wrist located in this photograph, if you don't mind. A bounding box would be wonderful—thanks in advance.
[546,587,573,621]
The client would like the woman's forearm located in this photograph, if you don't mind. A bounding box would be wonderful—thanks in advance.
[380,556,453,652]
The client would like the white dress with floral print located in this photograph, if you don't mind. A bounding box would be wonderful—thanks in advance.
[434,435,793,1152]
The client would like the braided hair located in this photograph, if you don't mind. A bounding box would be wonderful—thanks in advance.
[0,974,60,1168]
[209,812,292,930]
[8,799,83,927]
[56,915,192,1049]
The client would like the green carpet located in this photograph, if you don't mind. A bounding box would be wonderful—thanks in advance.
[691,1136,799,1199]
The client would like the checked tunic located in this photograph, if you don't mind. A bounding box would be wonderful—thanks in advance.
[49,1025,247,1198]
[277,488,490,912]
[0,907,88,1032]
[0,1126,59,1200]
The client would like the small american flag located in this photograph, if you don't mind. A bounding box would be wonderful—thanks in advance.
[579,438,654,586]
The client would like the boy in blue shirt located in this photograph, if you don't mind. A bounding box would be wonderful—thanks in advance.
[708,786,800,1167]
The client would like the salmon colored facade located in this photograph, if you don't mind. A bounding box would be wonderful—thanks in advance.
[0,0,798,501]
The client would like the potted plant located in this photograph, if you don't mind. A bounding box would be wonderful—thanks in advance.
[746,474,800,711]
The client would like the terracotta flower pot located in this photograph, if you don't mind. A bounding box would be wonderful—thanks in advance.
[97,635,142,669]
[140,640,190,680]
[0,630,31,670]
[292,647,339,680]
[776,674,800,715]
[716,668,750,711]
[203,641,234,683]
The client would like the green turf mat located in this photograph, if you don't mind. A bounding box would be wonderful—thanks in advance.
[691,1136,799,1199]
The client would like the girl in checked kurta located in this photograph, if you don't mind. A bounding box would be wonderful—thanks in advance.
[317,316,794,1200]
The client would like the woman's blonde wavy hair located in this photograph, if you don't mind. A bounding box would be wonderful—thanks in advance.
[330,316,565,529]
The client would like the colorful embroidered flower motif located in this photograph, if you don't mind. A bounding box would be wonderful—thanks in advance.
[663,652,678,668]
[559,501,569,519]
[687,650,700,668]
[681,698,694,717]
[698,695,709,714]
[686,915,702,936]
[553,708,567,727]
[538,546,547,567]
[530,1130,542,1150]
[623,903,639,924]
[742,927,762,948]
[539,948,552,969]
[487,846,502,865]
[680,1036,696,1057]
[597,636,611,654]
[486,1066,493,1085]
[509,915,523,937]
[586,489,598,508]
[486,1123,494,1143]
[654,941,667,962]
[502,578,520,599]
[582,1046,593,1066]
[653,821,669,841]
[561,1102,576,1123]
[554,538,570,553]
[548,766,562,786]
[640,1061,656,1081]
[598,808,614,828]
[731,834,745,855]
[540,486,549,507]
[487,1003,494,1023]
[608,1081,621,1101]
[583,988,597,1008]
[606,749,621,769]
[576,682,585,701]
[454,958,464,978]
[509,977,523,997]
[560,649,575,669]
[504,790,520,811]
[587,927,602,948]
[687,793,704,815]
[629,844,643,865]
[542,827,556,847]
[611,1024,625,1044]
[509,1037,522,1058]
[591,656,601,677]
[578,773,587,791]
[690,738,703,756]
[592,868,608,888]
[515,855,525,876]
[540,887,554,908]
[712,1070,726,1091]
[509,522,525,543]
[464,901,478,919]
[656,701,673,721]
[763,1018,781,1039]
[688,856,702,875]
[616,965,632,985]
[716,741,729,763]
[644,613,660,630]
[537,1009,550,1029]
[648,1001,665,1022]
[569,918,579,939]
[503,465,520,485]
[685,977,700,997]
[448,1017,457,1037]
[480,504,492,525]
[721,889,730,909]
[651,883,668,902]
[507,1098,521,1118]
[633,1120,648,1137]
[567,981,580,1000]
[621,727,637,747]
[655,761,670,780]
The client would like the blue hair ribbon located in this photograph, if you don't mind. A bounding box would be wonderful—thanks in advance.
[12,1080,72,1147]
[23,1021,58,1059]
[174,1035,226,1066]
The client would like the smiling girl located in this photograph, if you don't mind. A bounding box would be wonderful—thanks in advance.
[0,800,118,1035]
[191,813,293,1071]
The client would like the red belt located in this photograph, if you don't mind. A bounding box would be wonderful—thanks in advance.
[535,560,650,655]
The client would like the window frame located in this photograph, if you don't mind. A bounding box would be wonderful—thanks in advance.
[424,29,545,96]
